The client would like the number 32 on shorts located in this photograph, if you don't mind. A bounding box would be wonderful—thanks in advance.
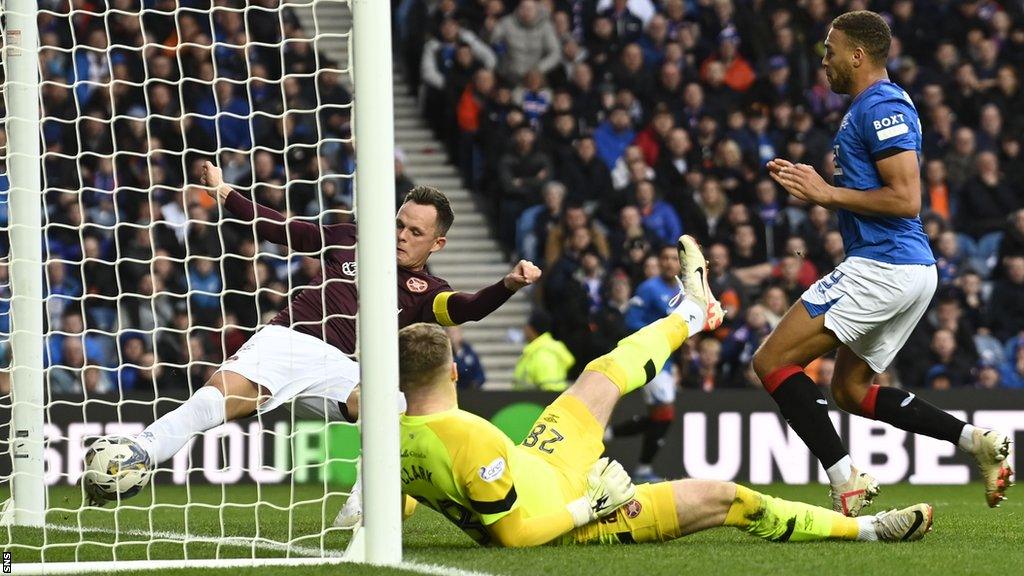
[521,423,565,454]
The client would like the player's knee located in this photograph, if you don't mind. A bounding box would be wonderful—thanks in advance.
[831,384,864,415]
[751,346,776,381]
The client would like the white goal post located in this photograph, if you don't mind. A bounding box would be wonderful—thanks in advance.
[1,0,400,570]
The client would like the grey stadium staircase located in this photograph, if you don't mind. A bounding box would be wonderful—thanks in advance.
[294,1,527,388]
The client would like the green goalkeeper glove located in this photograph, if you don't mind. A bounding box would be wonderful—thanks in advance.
[566,457,638,527]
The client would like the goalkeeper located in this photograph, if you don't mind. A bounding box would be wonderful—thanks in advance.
[397,236,933,547]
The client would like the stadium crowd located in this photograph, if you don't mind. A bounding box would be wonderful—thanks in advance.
[0,0,356,395]
[399,0,1024,390]
[1,0,1023,396]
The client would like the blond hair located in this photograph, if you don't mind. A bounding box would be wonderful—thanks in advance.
[398,323,452,390]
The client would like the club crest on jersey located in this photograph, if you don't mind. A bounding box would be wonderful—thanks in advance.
[624,499,642,518]
[406,277,429,293]
[342,261,357,277]
[479,457,506,482]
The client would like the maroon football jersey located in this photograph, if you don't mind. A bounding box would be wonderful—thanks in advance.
[225,192,452,355]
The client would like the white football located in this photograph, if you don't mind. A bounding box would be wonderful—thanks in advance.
[82,436,152,503]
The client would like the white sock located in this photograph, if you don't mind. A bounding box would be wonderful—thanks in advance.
[958,424,977,452]
[136,386,227,464]
[826,455,854,486]
[671,298,706,335]
[856,515,879,541]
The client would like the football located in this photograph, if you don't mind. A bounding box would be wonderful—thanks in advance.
[82,436,153,504]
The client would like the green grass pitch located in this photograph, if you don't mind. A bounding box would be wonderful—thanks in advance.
[3,483,1021,576]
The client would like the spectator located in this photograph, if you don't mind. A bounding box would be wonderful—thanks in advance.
[682,337,724,391]
[633,180,682,246]
[925,329,973,389]
[516,181,566,264]
[721,304,772,382]
[957,269,988,331]
[902,292,980,388]
[497,125,552,248]
[490,0,561,84]
[118,332,151,391]
[760,285,790,329]
[599,0,645,44]
[989,255,1024,341]
[611,43,655,104]
[999,344,1024,389]
[922,158,953,221]
[943,127,978,192]
[187,258,222,327]
[685,176,729,245]
[561,136,614,206]
[997,209,1024,262]
[448,326,486,390]
[544,203,610,269]
[957,151,1020,244]
[591,273,632,354]
[935,230,966,285]
[513,311,574,391]
[594,106,636,170]
[634,108,675,167]
[700,26,756,94]
[48,336,85,395]
[421,18,497,149]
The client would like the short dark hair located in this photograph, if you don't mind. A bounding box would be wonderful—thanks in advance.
[831,10,891,64]
[403,185,454,236]
[527,310,552,335]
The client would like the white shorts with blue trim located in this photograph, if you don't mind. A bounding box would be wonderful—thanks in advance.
[801,257,937,373]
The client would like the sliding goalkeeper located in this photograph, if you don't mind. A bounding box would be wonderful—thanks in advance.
[397,236,933,547]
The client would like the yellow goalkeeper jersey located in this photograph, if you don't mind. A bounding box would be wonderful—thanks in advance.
[399,407,577,546]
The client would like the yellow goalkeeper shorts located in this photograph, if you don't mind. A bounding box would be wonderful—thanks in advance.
[515,394,681,545]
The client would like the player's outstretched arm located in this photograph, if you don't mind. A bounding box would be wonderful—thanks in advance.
[202,160,348,252]
[768,152,921,218]
[433,260,541,326]
[488,457,636,547]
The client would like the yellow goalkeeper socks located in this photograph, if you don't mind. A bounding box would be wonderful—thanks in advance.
[725,485,860,542]
[583,315,688,396]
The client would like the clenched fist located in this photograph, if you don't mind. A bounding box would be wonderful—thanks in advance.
[202,160,232,204]
[503,259,542,291]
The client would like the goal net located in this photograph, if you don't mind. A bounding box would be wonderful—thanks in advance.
[0,0,399,570]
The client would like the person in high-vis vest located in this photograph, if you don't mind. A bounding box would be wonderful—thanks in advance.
[514,311,575,391]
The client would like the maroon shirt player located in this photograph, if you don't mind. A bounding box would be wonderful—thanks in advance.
[203,160,540,420]
[119,162,540,500]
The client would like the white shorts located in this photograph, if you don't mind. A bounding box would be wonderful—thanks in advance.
[801,257,937,373]
[219,325,359,420]
[643,369,676,405]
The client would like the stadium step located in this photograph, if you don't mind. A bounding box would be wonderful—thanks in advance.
[297,0,525,389]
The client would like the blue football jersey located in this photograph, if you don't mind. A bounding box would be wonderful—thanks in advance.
[625,277,679,373]
[832,80,935,265]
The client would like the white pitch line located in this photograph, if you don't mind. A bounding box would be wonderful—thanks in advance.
[29,524,498,576]
[45,523,346,558]
[400,561,499,576]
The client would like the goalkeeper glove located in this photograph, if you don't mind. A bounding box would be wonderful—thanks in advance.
[566,457,638,527]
